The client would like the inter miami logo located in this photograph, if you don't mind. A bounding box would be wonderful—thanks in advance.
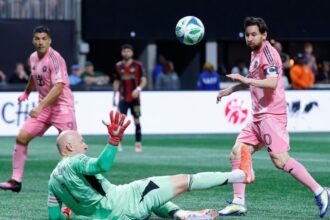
[225,98,248,125]
[254,58,260,69]
[42,66,48,72]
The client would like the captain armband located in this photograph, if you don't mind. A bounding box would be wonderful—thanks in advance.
[264,66,279,75]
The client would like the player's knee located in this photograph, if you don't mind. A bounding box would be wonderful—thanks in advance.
[16,131,32,145]
[271,157,286,169]
[230,144,241,160]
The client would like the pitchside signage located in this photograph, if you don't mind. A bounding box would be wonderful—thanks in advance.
[0,91,330,136]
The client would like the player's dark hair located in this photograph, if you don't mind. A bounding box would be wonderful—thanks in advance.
[121,44,134,51]
[33,26,51,38]
[244,17,268,34]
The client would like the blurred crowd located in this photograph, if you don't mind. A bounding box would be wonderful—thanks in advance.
[1,41,329,91]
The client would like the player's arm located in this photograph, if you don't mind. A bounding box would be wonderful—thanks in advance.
[29,83,64,118]
[227,65,279,89]
[48,189,68,220]
[74,111,131,175]
[132,76,147,98]
[216,83,247,103]
[17,75,36,103]
[244,76,277,89]
[112,79,120,106]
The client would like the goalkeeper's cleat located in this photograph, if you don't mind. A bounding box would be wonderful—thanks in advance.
[219,202,247,216]
[315,187,329,218]
[135,142,142,153]
[0,179,22,192]
[240,144,255,184]
[175,209,219,220]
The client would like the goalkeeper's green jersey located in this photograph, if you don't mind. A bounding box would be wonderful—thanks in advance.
[48,145,117,219]
[48,144,177,220]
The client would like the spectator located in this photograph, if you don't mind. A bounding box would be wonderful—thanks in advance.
[272,41,291,89]
[290,53,315,89]
[8,62,29,84]
[155,61,180,90]
[303,42,318,75]
[152,54,167,86]
[81,61,109,86]
[197,62,220,90]
[69,64,82,86]
[231,60,249,77]
[316,61,330,84]
[0,70,6,85]
[273,41,291,82]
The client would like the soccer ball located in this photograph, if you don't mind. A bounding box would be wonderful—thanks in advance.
[175,16,205,45]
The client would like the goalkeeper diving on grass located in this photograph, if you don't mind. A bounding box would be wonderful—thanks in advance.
[47,110,254,220]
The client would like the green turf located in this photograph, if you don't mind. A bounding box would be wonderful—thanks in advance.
[0,133,329,219]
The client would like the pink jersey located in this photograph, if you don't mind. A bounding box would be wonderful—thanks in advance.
[29,47,75,122]
[248,41,287,121]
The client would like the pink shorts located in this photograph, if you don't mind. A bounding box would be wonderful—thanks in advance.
[236,116,290,154]
[22,108,77,137]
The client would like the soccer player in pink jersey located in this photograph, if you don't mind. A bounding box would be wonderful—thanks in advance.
[0,26,77,193]
[217,17,329,218]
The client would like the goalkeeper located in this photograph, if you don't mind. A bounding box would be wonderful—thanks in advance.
[47,110,254,220]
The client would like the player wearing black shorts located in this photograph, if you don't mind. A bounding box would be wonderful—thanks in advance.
[113,44,147,152]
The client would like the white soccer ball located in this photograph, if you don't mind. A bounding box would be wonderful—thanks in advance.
[175,16,205,45]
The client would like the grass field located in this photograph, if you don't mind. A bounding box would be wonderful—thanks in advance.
[0,133,329,220]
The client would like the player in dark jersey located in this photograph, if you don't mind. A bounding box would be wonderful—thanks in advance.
[113,44,147,152]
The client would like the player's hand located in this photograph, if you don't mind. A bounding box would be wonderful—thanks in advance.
[18,91,30,104]
[29,106,43,118]
[216,88,232,103]
[103,110,131,146]
[112,98,117,107]
[131,89,139,99]
[226,73,249,84]
[61,207,71,220]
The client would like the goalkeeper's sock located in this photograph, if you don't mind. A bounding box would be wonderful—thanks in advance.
[188,170,243,191]
[283,157,321,193]
[232,159,246,202]
[12,144,28,182]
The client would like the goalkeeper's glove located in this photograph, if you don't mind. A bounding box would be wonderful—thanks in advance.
[18,91,30,103]
[61,207,71,219]
[103,110,131,146]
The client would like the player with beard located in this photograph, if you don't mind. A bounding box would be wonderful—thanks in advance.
[112,44,147,153]
[217,17,329,218]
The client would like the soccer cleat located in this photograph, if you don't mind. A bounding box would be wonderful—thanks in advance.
[219,201,247,216]
[135,142,142,153]
[240,144,255,184]
[175,209,219,220]
[0,179,22,192]
[315,187,329,218]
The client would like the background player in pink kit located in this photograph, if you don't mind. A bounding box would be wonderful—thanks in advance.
[0,26,77,192]
[217,17,329,218]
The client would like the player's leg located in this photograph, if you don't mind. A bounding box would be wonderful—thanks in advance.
[219,121,260,216]
[118,100,129,152]
[219,142,257,216]
[153,202,218,220]
[0,118,50,192]
[270,152,329,217]
[263,116,329,218]
[131,100,142,152]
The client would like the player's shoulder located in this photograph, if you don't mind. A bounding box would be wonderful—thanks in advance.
[30,51,38,59]
[261,42,280,65]
[133,60,144,66]
[116,60,124,67]
[48,47,63,59]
